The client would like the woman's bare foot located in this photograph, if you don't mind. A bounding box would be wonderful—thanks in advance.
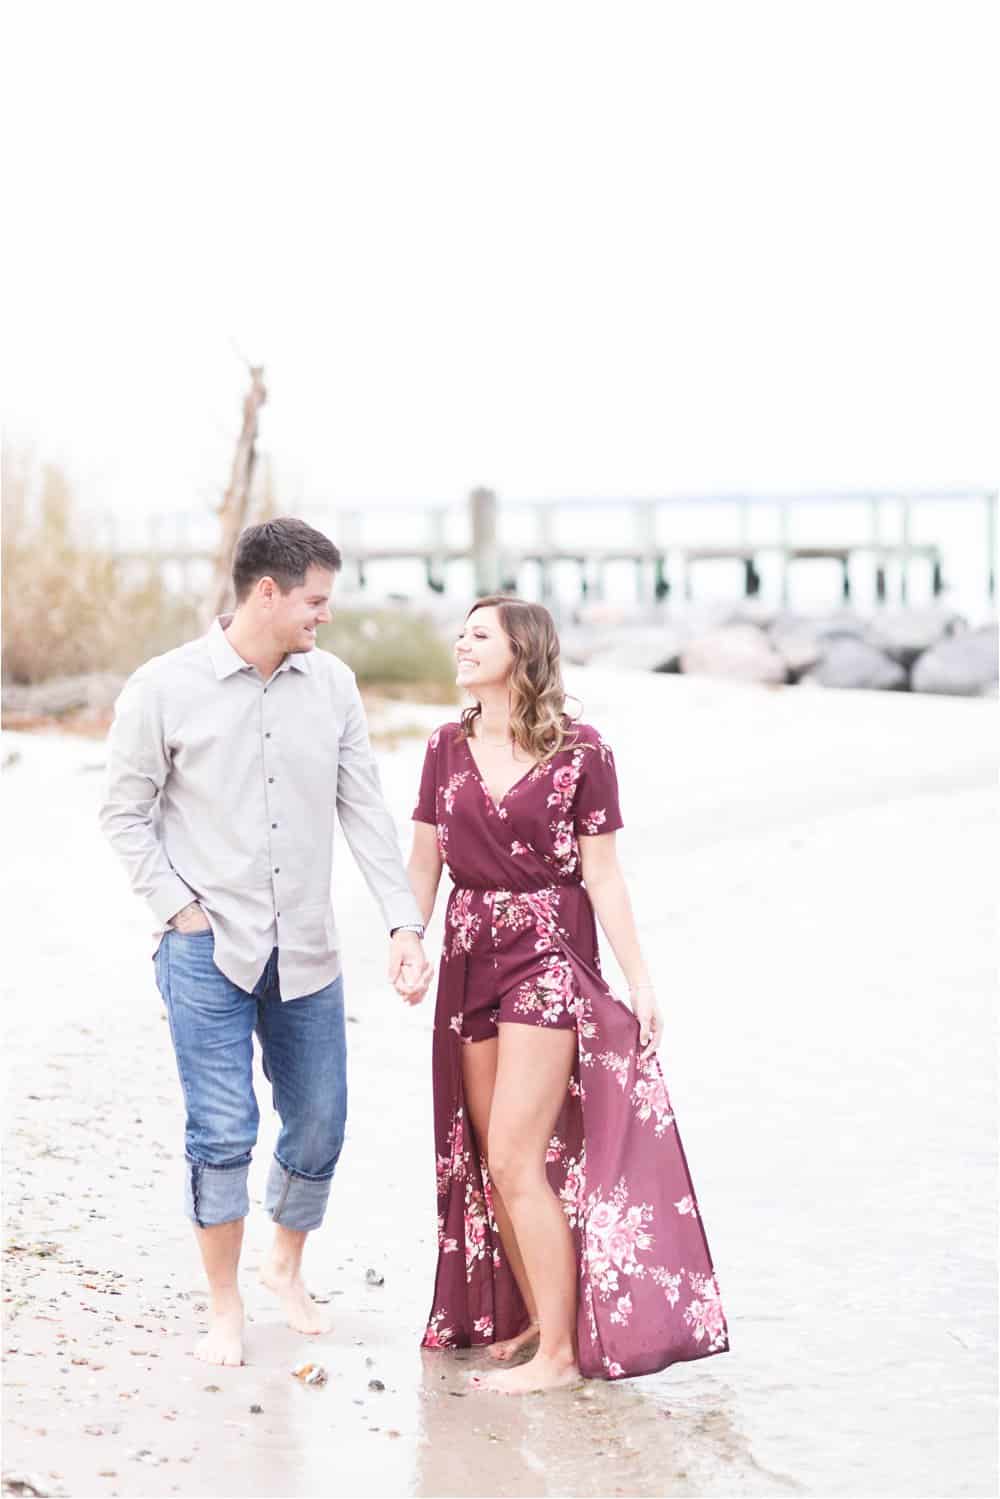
[195,1295,244,1366]
[260,1259,331,1335]
[471,1350,581,1394]
[487,1321,540,1362]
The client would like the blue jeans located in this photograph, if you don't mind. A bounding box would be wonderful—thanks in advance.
[154,932,347,1231]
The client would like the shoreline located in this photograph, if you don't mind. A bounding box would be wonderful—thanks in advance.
[3,668,996,1498]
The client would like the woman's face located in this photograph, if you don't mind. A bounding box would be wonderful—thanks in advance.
[455,606,515,692]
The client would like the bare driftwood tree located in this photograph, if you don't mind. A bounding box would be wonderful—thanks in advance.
[206,364,267,622]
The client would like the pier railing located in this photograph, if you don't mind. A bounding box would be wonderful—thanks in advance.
[109,487,997,609]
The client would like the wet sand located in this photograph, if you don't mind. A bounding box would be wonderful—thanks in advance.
[3,669,997,1498]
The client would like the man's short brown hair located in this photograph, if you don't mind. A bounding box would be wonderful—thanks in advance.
[232,517,342,601]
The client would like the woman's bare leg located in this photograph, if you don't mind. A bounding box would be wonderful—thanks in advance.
[476,1023,580,1393]
[461,1037,540,1360]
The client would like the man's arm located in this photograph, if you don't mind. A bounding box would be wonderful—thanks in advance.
[335,674,425,933]
[98,673,199,926]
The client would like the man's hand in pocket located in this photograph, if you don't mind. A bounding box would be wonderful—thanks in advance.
[170,901,211,934]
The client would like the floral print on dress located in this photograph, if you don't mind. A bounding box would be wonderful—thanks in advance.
[412,720,728,1376]
[631,1065,675,1135]
[682,1271,727,1352]
[442,770,472,815]
[423,1308,455,1348]
[650,1265,683,1306]
[583,1178,655,1297]
[448,889,481,957]
[512,951,578,1025]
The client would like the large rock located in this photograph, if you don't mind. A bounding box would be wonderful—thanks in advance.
[805,611,870,642]
[671,602,740,638]
[728,601,781,630]
[801,638,907,691]
[680,625,787,685]
[911,625,999,696]
[1,672,125,716]
[558,628,612,666]
[586,627,684,673]
[769,627,823,679]
[867,607,964,667]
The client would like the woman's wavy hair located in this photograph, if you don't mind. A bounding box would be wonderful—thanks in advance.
[458,595,580,762]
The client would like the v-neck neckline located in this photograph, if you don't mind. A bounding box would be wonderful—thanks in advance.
[462,734,541,810]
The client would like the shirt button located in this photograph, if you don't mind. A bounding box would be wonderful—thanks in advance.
[271,822,278,829]
[265,731,272,739]
[268,777,275,784]
[274,867,280,874]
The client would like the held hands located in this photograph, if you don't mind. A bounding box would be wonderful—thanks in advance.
[388,930,434,1006]
[631,984,664,1063]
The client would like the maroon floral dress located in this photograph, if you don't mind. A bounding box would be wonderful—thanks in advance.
[412,720,728,1380]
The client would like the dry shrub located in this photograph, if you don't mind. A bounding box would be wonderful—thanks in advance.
[320,606,457,698]
[2,454,197,684]
[2,455,456,698]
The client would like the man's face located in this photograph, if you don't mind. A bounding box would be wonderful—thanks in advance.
[268,565,334,653]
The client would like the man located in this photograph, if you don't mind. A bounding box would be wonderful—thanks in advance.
[100,517,432,1367]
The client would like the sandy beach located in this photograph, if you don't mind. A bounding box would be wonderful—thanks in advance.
[2,666,996,1499]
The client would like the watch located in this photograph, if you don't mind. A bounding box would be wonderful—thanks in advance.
[391,923,425,939]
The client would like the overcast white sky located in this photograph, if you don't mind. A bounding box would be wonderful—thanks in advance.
[4,1,997,521]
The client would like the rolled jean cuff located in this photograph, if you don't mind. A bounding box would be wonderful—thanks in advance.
[266,1156,333,1232]
[184,1156,250,1228]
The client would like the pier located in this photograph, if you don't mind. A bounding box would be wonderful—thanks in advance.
[112,488,997,609]
[330,487,996,606]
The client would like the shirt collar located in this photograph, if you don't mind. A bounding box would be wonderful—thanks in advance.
[206,616,312,680]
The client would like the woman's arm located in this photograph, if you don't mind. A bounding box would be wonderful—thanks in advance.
[407,821,444,927]
[580,831,663,1059]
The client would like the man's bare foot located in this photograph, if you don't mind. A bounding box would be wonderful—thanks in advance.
[487,1321,540,1362]
[260,1258,331,1335]
[471,1351,581,1394]
[195,1297,244,1367]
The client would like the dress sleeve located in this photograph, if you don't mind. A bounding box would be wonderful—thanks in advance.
[573,736,624,836]
[412,731,439,824]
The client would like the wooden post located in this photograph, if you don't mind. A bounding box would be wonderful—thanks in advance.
[900,498,912,604]
[875,556,887,603]
[338,508,363,590]
[206,365,267,622]
[147,514,161,587]
[634,501,657,603]
[778,500,791,607]
[251,452,277,525]
[426,506,447,593]
[470,487,500,596]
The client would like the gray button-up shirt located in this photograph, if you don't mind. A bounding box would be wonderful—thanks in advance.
[99,616,422,1000]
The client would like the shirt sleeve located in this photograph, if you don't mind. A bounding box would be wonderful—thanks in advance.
[573,737,624,836]
[98,672,198,925]
[412,732,439,824]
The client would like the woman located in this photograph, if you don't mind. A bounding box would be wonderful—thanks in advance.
[404,596,727,1393]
